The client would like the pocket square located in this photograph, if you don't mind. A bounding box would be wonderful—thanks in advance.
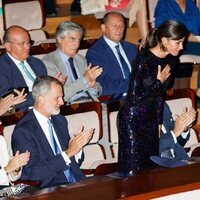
[150,156,188,168]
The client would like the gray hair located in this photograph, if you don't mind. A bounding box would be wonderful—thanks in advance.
[55,21,84,45]
[32,76,62,102]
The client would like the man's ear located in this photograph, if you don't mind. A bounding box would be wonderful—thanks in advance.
[38,95,44,103]
[57,38,62,45]
[101,24,106,33]
[4,42,11,51]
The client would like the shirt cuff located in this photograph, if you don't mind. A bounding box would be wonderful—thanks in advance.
[181,130,190,139]
[75,149,83,163]
[61,152,71,165]
[0,168,10,185]
[170,131,177,144]
[82,76,98,95]
[61,149,83,165]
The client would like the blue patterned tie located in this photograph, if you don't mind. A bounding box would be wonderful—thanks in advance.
[19,61,35,82]
[115,45,130,79]
[47,119,76,183]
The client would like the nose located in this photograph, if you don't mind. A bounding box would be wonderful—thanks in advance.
[59,98,64,106]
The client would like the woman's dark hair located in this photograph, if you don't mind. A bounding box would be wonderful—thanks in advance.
[144,20,188,50]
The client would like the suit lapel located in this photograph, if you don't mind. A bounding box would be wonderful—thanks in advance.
[73,55,86,75]
[26,57,37,75]
[5,53,27,86]
[31,111,55,156]
[51,116,68,151]
[55,49,68,75]
[102,37,125,77]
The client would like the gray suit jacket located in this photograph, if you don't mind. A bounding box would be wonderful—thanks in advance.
[42,49,102,102]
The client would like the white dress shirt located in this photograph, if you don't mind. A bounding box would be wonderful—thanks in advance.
[33,109,82,165]
[103,35,131,79]
[7,53,36,92]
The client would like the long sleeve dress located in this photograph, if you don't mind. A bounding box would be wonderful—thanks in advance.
[117,48,176,175]
[0,135,21,186]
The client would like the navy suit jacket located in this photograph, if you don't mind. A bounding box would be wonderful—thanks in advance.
[0,53,47,111]
[86,36,137,99]
[160,103,190,160]
[12,110,85,188]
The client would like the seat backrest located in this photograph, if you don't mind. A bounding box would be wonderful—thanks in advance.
[60,101,103,144]
[3,0,47,41]
[80,144,106,170]
[1,111,27,156]
[107,101,121,144]
[165,88,199,147]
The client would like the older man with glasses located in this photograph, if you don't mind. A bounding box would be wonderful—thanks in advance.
[0,25,47,111]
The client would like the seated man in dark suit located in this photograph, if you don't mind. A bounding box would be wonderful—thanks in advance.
[86,11,137,100]
[12,76,94,188]
[42,21,103,104]
[160,103,197,161]
[0,25,47,111]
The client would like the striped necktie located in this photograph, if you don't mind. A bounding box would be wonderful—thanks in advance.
[47,119,76,183]
[115,45,130,79]
[19,61,35,82]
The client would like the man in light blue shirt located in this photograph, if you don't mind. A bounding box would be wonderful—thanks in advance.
[42,21,103,104]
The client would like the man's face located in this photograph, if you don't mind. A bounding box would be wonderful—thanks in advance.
[101,14,125,43]
[58,31,81,57]
[5,28,31,61]
[42,82,64,116]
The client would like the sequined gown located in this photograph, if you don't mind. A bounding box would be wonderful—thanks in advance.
[118,48,176,174]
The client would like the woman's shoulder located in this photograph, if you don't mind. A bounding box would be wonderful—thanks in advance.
[0,135,6,143]
[131,48,151,66]
[0,135,8,151]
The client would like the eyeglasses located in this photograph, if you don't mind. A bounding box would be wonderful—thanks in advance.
[111,24,125,30]
[9,40,34,47]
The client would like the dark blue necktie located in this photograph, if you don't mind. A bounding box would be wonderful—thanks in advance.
[115,45,130,79]
[47,119,76,183]
[68,57,78,80]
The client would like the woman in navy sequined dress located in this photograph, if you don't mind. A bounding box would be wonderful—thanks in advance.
[118,20,188,175]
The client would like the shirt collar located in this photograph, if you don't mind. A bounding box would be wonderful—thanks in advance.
[103,35,121,49]
[33,108,51,123]
[57,48,71,63]
[7,52,27,66]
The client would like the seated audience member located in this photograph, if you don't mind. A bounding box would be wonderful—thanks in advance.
[0,91,30,195]
[160,102,196,160]
[42,21,103,103]
[44,0,57,16]
[0,25,47,111]
[70,0,81,14]
[86,12,137,100]
[12,76,94,188]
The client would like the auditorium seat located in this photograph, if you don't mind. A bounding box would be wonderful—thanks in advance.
[0,111,27,155]
[60,101,109,175]
[3,0,48,42]
[106,101,121,159]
